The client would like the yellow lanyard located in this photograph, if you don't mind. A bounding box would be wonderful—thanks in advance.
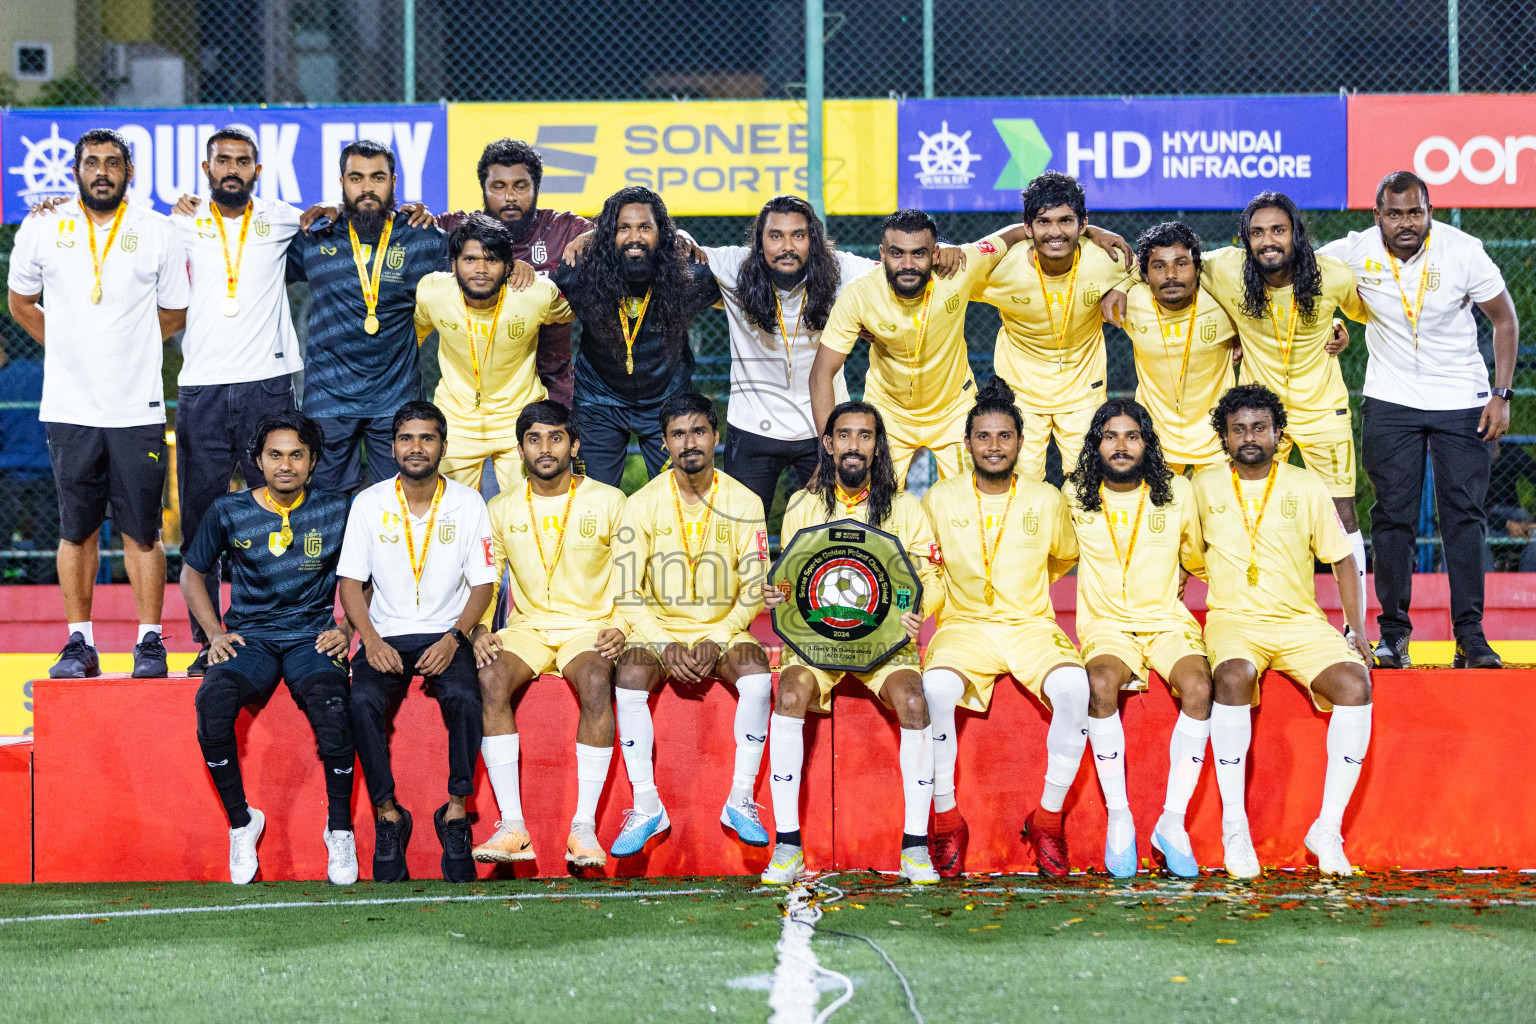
[774,289,803,385]
[85,202,128,304]
[620,290,652,374]
[972,473,1016,605]
[670,471,719,601]
[396,475,445,606]
[1033,246,1080,370]
[1099,482,1148,602]
[526,477,577,595]
[460,284,506,408]
[1151,293,1199,412]
[264,488,306,557]
[1266,291,1300,391]
[348,216,395,335]
[834,484,869,517]
[212,202,252,317]
[1231,462,1278,587]
[904,278,936,398]
[1386,231,1432,350]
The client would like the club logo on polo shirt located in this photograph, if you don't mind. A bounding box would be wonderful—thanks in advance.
[508,316,527,339]
[1281,495,1298,519]
[1022,510,1039,536]
[944,293,960,315]
[55,220,75,248]
[531,240,548,264]
[386,246,405,271]
[579,514,598,539]
[1200,319,1219,343]
[439,522,456,544]
[255,217,270,237]
[1085,284,1102,306]
[121,231,138,252]
[1149,510,1167,534]
[715,522,730,544]
[196,217,217,238]
[305,529,324,557]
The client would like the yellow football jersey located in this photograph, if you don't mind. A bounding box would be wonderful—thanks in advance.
[780,488,943,618]
[819,235,1009,429]
[615,468,768,643]
[414,271,574,439]
[971,237,1131,415]
[1063,474,1204,633]
[482,476,626,632]
[1121,282,1238,465]
[1192,461,1351,622]
[921,473,1077,624]
[1198,247,1366,425]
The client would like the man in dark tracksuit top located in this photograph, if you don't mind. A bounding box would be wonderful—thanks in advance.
[552,185,720,487]
[287,139,448,492]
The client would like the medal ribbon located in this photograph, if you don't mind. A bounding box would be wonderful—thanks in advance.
[972,473,1017,605]
[905,278,936,398]
[86,201,128,302]
[396,475,445,606]
[1033,246,1080,369]
[834,484,870,517]
[461,284,507,408]
[1151,292,1199,411]
[774,289,804,385]
[670,471,719,601]
[1099,482,1148,601]
[348,216,395,326]
[1231,462,1278,587]
[265,488,306,553]
[213,202,252,305]
[620,290,652,374]
[526,477,578,594]
[1386,231,1432,350]
[1266,291,1300,390]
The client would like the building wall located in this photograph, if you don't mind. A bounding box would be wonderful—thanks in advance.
[0,1,79,102]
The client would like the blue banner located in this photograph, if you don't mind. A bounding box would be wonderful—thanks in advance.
[897,96,1347,212]
[1,104,449,223]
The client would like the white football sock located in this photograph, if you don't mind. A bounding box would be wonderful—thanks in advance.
[68,621,94,647]
[480,733,523,824]
[1041,666,1090,813]
[729,672,772,803]
[1346,530,1368,622]
[572,742,612,827]
[1087,712,1130,816]
[1209,702,1253,830]
[1162,712,1211,820]
[922,669,965,813]
[616,688,661,815]
[899,726,934,837]
[768,713,804,834]
[1319,703,1373,831]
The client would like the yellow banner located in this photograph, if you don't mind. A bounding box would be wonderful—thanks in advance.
[447,100,895,217]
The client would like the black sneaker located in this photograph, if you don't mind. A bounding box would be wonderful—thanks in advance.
[1453,635,1503,669]
[372,805,412,883]
[1373,634,1411,669]
[187,645,211,677]
[435,803,476,883]
[49,632,100,679]
[132,632,169,678]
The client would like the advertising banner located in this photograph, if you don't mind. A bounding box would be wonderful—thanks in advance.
[897,96,1348,212]
[1,104,449,222]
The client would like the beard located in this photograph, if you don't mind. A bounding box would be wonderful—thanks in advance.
[456,269,509,302]
[527,454,570,481]
[78,176,128,212]
[208,174,253,210]
[398,456,440,481]
[621,243,656,286]
[343,191,397,236]
[1100,456,1144,485]
[835,455,870,491]
[1231,443,1272,466]
[500,202,538,243]
[885,265,931,300]
[974,458,1017,485]
[768,264,806,290]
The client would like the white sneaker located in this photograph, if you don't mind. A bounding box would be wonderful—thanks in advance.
[324,828,359,885]
[899,845,940,884]
[761,843,804,885]
[1222,826,1261,880]
[1304,821,1355,877]
[229,807,264,885]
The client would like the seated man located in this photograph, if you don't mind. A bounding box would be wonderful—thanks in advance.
[761,401,943,885]
[181,411,357,885]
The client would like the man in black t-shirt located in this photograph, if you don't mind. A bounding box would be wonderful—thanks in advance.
[181,410,356,885]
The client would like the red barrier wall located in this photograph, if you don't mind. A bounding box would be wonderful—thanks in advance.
[0,742,30,882]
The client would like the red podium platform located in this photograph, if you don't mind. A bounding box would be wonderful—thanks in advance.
[0,742,30,883]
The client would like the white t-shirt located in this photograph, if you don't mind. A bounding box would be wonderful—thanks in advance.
[174,195,304,386]
[704,245,869,442]
[7,198,189,427]
[1318,221,1506,411]
[337,475,497,639]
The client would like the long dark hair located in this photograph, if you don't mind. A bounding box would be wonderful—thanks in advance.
[736,195,842,334]
[1238,192,1322,322]
[1067,399,1175,511]
[571,186,693,344]
[808,401,898,529]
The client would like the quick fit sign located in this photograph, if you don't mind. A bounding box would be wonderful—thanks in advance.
[1,104,449,222]
[898,96,1347,211]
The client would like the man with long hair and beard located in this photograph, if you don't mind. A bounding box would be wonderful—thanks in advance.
[759,402,943,885]
[553,187,721,487]
[1063,400,1212,879]
[919,378,1091,879]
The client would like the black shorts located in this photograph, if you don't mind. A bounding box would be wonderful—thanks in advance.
[205,634,351,694]
[45,422,166,544]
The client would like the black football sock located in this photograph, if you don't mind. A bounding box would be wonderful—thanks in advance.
[323,755,356,832]
[901,832,927,850]
[775,829,802,847]
[199,736,250,829]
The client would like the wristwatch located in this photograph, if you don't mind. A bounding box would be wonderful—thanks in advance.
[448,627,470,648]
[1492,387,1514,401]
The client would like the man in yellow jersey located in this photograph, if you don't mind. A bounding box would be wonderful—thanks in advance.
[466,400,626,868]
[610,392,773,858]
[414,213,569,492]
[759,401,944,885]
[1196,383,1373,879]
[1062,400,1211,880]
[919,377,1090,879]
[1118,222,1240,472]
[810,210,1021,486]
[971,172,1133,480]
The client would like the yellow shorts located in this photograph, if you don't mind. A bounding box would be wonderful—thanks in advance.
[1203,609,1365,711]
[496,625,607,676]
[1280,417,1356,498]
[1017,405,1096,481]
[1078,623,1207,693]
[780,643,922,714]
[622,620,762,662]
[878,404,971,487]
[922,618,1083,712]
[440,429,522,493]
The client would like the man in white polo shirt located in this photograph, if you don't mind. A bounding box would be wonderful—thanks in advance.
[338,400,496,884]
[7,128,188,680]
[1318,171,1519,671]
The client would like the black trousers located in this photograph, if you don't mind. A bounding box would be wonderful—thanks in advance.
[1361,397,1492,640]
[724,427,820,518]
[574,398,669,488]
[312,415,400,494]
[349,633,484,809]
[176,375,297,644]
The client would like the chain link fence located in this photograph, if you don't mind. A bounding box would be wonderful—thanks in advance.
[2,0,1535,580]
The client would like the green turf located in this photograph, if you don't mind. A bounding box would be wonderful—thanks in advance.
[1,872,1533,1023]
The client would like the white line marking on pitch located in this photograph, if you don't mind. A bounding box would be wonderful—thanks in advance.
[862,884,1536,908]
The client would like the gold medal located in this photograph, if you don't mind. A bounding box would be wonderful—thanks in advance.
[1033,246,1080,372]
[1387,231,1432,350]
[973,473,1016,606]
[904,279,936,398]
[262,487,306,558]
[397,475,445,607]
[221,297,240,317]
[984,581,995,604]
[1247,562,1261,587]
[461,285,506,412]
[90,284,103,304]
[350,216,394,340]
[527,477,578,596]
[671,471,719,602]
[213,201,252,321]
[364,313,380,335]
[85,201,127,307]
[620,291,651,376]
[1232,463,1278,590]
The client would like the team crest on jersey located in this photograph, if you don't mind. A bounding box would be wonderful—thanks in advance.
[983,513,1004,532]
[1201,320,1219,342]
[1281,495,1298,519]
[1364,258,1384,273]
[944,293,960,315]
[1426,268,1441,291]
[1161,321,1182,340]
[196,217,216,238]
[580,513,598,539]
[1243,498,1263,517]
[304,529,323,558]
[541,515,562,537]
[57,219,75,237]
[439,522,456,544]
[1107,509,1130,528]
[1022,510,1039,535]
[1047,291,1064,312]
[386,245,406,270]
[1085,285,1102,306]
[507,316,527,339]
[531,240,548,263]
[1149,510,1167,533]
[716,522,731,545]
[382,510,402,529]
[268,532,289,557]
[120,231,138,252]
[682,521,703,543]
[255,217,270,237]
